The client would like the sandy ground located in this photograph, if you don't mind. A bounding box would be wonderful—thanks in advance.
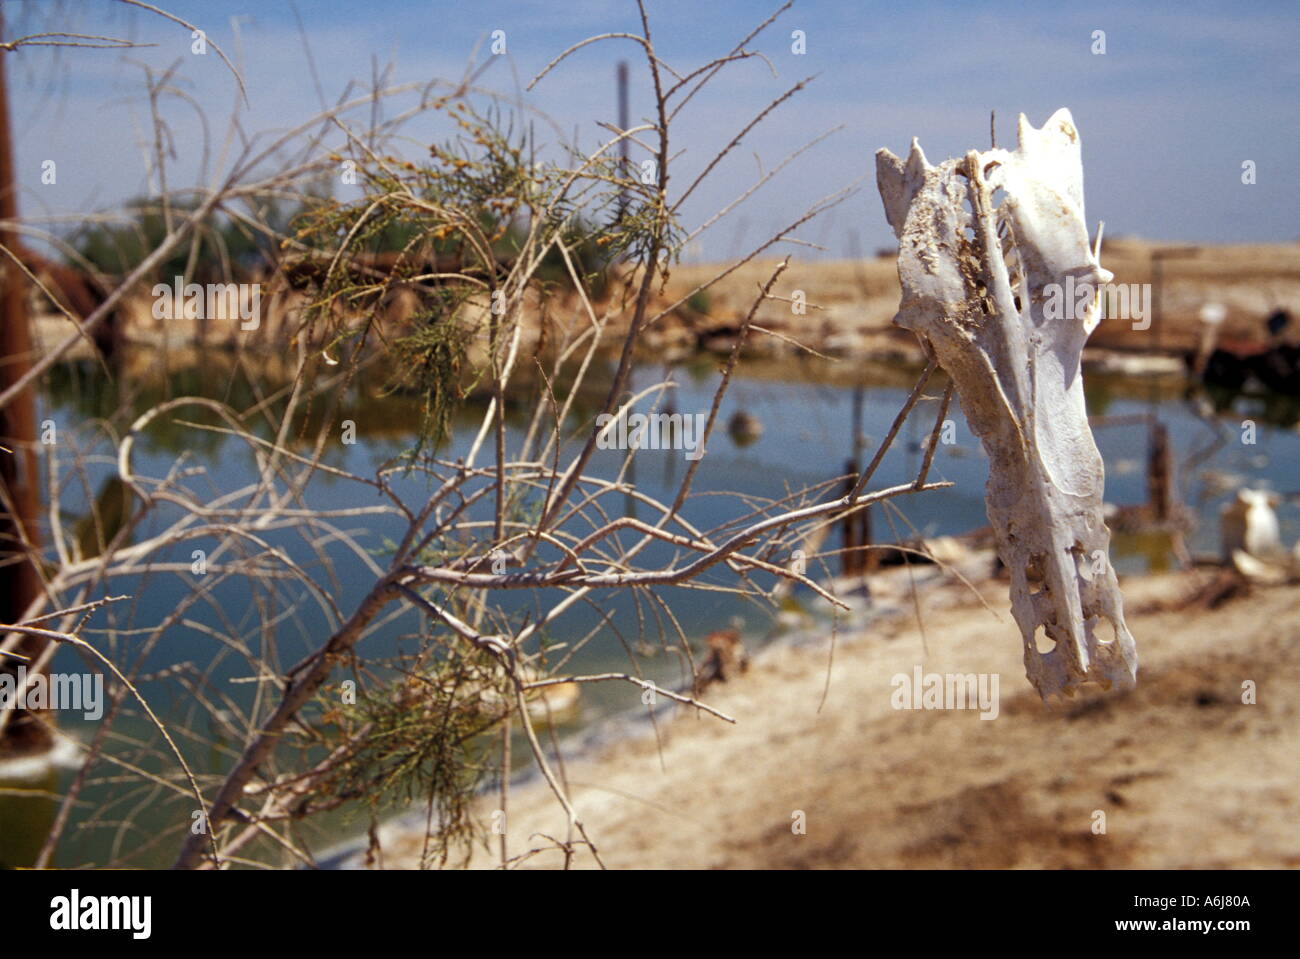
[370,569,1300,869]
[653,238,1300,359]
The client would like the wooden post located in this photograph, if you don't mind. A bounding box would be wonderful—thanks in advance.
[841,460,859,576]
[841,460,873,577]
[0,15,52,755]
[859,502,876,573]
[841,387,876,577]
[1147,419,1172,523]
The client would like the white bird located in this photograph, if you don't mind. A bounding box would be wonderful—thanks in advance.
[1219,488,1282,562]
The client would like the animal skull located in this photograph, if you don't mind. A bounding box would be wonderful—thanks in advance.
[877,108,1138,702]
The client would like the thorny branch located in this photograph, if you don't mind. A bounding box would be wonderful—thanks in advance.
[1,2,952,871]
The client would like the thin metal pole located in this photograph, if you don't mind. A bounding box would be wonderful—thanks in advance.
[616,61,629,222]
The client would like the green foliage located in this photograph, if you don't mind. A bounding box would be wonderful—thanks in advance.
[686,289,712,315]
[288,96,679,460]
[386,295,482,453]
[314,652,505,867]
[71,196,314,280]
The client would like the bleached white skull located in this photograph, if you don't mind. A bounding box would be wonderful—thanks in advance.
[877,108,1137,702]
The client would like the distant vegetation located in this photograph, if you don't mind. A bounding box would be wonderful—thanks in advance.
[71,195,312,281]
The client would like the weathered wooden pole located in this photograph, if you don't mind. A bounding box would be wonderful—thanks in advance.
[841,386,874,577]
[0,12,52,755]
[1146,419,1172,524]
[840,459,860,576]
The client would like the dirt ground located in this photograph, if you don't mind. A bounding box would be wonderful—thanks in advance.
[651,238,1300,360]
[371,569,1300,869]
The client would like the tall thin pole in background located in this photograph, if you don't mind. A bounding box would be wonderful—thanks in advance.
[616,60,629,223]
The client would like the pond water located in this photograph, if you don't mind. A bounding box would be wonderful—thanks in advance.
[14,348,1299,867]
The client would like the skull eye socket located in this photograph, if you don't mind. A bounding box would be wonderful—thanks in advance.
[1096,616,1119,646]
[1033,625,1056,654]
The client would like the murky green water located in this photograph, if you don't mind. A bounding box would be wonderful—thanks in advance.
[12,348,1298,867]
[0,763,58,869]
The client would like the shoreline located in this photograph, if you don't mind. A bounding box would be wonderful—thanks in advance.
[336,561,1300,869]
[29,239,1300,366]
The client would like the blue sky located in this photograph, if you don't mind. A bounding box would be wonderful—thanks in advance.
[7,0,1298,260]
